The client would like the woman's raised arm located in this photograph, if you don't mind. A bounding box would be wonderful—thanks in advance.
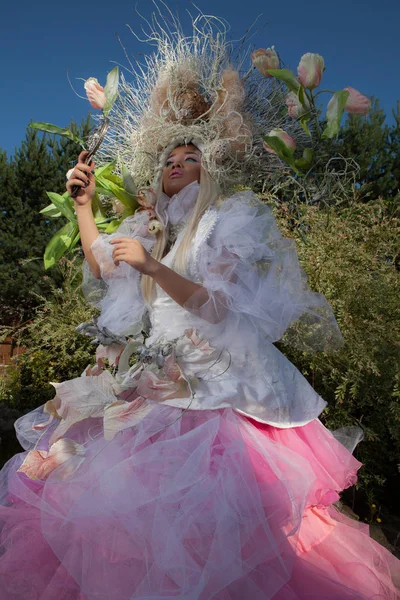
[66,150,101,279]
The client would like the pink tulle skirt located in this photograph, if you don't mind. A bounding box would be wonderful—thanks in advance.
[0,406,398,599]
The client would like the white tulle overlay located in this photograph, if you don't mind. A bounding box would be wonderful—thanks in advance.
[83,210,155,336]
[1,184,398,599]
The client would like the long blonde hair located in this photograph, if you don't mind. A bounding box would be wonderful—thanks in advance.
[141,167,220,303]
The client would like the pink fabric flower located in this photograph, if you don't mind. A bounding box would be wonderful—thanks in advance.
[96,343,124,368]
[103,398,153,441]
[137,188,157,218]
[17,439,85,481]
[297,53,324,90]
[137,369,190,402]
[343,87,370,115]
[263,129,296,155]
[285,92,310,119]
[84,77,107,111]
[251,47,279,77]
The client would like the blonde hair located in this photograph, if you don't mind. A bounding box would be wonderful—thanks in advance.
[141,166,220,304]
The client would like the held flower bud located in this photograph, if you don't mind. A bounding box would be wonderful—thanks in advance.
[343,87,370,115]
[84,77,107,111]
[251,47,280,77]
[66,168,74,180]
[297,53,324,90]
[263,128,296,154]
[285,92,310,119]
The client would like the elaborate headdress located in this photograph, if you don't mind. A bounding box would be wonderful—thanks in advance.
[101,10,306,193]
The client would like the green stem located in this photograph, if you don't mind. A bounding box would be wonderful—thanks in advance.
[314,89,336,97]
[307,91,322,139]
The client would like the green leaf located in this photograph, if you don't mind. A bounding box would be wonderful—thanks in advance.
[105,219,122,233]
[121,163,137,197]
[294,157,310,170]
[46,192,77,223]
[303,148,313,163]
[95,174,138,210]
[263,135,296,162]
[103,67,119,116]
[299,116,311,136]
[94,161,116,178]
[29,122,84,146]
[40,203,62,218]
[266,69,300,93]
[322,90,350,139]
[44,222,79,270]
[91,192,106,220]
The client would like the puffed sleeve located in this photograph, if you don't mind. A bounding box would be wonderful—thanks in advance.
[82,211,156,337]
[184,191,343,353]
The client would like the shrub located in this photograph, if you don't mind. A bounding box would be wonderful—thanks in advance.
[274,200,400,515]
[0,258,97,412]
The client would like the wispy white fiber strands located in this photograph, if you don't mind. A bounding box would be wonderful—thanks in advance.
[99,6,307,193]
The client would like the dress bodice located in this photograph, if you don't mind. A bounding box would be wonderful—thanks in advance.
[146,230,196,346]
[146,206,219,347]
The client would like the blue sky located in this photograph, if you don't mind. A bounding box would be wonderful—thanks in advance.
[1,0,399,157]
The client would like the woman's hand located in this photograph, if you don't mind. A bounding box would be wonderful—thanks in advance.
[66,151,95,206]
[110,238,158,275]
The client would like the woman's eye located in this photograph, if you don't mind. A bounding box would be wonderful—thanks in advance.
[185,157,197,162]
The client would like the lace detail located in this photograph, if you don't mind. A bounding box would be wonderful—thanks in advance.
[189,207,219,281]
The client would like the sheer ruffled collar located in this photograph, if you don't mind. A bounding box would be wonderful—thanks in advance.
[156,181,200,227]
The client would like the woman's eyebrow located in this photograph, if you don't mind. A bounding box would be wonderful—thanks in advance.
[167,151,200,160]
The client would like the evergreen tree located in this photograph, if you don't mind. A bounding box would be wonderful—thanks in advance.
[0,117,92,326]
[333,99,394,200]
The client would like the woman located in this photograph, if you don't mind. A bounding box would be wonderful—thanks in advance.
[0,15,399,599]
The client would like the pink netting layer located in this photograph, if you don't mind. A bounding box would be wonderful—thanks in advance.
[0,407,397,599]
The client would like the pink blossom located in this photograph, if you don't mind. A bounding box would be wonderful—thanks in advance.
[17,439,85,481]
[343,87,370,115]
[84,77,107,111]
[297,53,324,90]
[263,128,296,155]
[285,92,310,119]
[251,47,280,77]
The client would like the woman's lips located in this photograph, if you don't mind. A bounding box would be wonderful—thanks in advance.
[169,170,183,178]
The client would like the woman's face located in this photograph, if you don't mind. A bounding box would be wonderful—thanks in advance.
[162,144,201,197]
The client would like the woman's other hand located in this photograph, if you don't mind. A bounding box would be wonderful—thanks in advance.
[66,151,95,206]
[110,238,158,275]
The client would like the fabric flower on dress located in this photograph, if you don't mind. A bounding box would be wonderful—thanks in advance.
[137,352,191,402]
[137,188,157,218]
[17,439,86,481]
[48,371,117,444]
[103,397,153,441]
[148,220,164,235]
